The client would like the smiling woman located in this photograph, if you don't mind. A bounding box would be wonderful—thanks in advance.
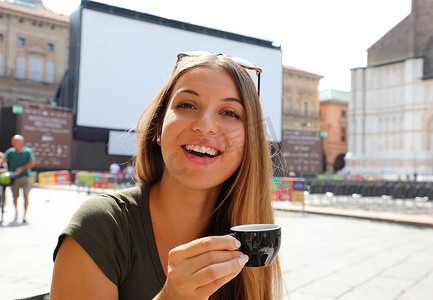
[158,66,245,190]
[50,52,282,300]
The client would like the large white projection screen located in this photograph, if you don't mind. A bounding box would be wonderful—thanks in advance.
[76,8,282,154]
[108,130,136,156]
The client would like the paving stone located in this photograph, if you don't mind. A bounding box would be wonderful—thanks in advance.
[2,187,433,299]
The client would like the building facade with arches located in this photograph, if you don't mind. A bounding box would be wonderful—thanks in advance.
[346,0,433,177]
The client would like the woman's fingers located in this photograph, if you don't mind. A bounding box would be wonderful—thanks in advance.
[195,269,244,298]
[167,251,247,298]
[191,249,246,270]
[190,253,249,287]
[161,235,248,300]
[167,235,243,281]
[169,235,240,264]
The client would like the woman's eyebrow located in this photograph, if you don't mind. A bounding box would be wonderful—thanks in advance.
[173,88,199,97]
[223,97,243,105]
[173,88,242,105]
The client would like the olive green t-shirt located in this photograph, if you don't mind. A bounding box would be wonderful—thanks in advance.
[54,184,166,299]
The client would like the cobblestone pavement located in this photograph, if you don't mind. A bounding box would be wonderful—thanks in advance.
[1,186,433,299]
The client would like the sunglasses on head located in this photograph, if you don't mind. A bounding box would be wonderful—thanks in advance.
[176,51,262,96]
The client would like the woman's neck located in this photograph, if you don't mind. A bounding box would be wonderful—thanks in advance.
[149,174,221,243]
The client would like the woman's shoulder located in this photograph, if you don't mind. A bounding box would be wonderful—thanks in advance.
[61,184,152,256]
[84,183,149,211]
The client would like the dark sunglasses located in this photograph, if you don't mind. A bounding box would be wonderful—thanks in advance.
[176,51,262,96]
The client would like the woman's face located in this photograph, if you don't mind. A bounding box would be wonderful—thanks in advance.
[159,66,246,191]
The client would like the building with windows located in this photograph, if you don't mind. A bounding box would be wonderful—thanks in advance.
[0,0,70,162]
[0,0,69,106]
[319,89,349,173]
[282,66,323,176]
[347,0,433,177]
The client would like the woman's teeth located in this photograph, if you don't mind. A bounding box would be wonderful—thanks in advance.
[184,144,218,157]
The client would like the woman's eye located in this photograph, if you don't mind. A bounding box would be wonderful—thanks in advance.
[223,110,240,119]
[176,102,195,109]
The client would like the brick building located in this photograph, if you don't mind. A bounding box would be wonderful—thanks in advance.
[0,0,70,166]
[347,0,433,177]
[319,89,349,174]
[0,0,69,106]
[282,66,324,176]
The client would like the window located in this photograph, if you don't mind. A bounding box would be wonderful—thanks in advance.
[0,53,3,76]
[0,34,3,42]
[45,61,54,83]
[341,127,346,142]
[18,38,25,46]
[29,57,42,81]
[341,110,346,118]
[17,56,26,79]
[46,43,54,51]
[303,102,308,117]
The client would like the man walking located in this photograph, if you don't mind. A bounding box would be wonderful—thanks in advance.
[3,135,35,223]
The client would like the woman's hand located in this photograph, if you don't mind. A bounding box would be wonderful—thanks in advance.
[154,235,248,300]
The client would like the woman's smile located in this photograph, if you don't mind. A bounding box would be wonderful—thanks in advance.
[182,142,222,165]
[183,144,220,158]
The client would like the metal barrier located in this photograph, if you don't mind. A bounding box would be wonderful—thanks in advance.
[304,179,432,214]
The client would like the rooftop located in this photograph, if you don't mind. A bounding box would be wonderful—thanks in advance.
[319,89,349,101]
[0,0,69,22]
[284,65,323,79]
[5,0,45,9]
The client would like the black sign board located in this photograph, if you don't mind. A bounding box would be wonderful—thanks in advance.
[20,107,73,169]
[282,130,323,174]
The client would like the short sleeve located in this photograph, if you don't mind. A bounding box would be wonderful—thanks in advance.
[4,149,12,160]
[27,148,35,159]
[54,195,131,286]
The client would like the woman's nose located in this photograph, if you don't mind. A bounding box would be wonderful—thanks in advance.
[192,110,217,134]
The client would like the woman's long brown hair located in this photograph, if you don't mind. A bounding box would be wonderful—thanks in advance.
[135,54,283,299]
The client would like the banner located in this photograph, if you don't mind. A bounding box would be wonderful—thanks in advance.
[271,177,305,202]
[38,170,70,184]
[75,171,116,189]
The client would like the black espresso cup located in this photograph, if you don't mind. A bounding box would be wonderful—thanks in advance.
[230,224,281,267]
